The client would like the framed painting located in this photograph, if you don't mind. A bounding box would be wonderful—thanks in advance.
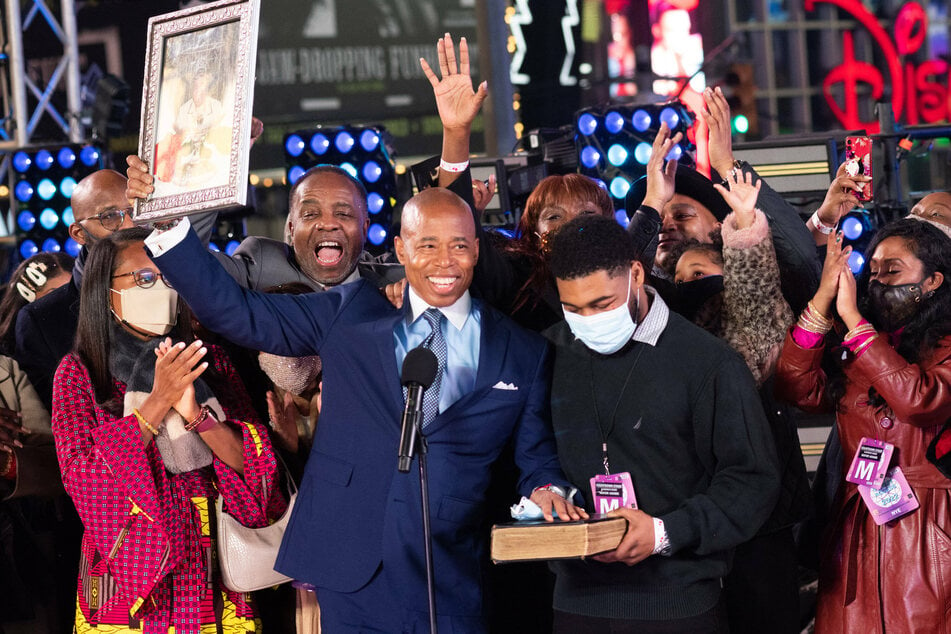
[134,0,259,223]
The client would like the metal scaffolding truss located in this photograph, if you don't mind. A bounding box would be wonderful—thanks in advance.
[1,0,82,151]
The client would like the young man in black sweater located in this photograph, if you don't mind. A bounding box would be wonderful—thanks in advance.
[544,215,780,633]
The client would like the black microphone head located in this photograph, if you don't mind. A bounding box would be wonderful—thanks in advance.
[401,347,438,389]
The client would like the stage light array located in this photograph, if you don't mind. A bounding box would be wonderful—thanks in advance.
[284,126,398,255]
[12,144,103,260]
[574,101,695,217]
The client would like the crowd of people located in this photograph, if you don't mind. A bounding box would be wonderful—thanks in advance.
[3,33,951,634]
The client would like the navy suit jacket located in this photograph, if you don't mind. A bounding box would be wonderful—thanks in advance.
[150,229,569,618]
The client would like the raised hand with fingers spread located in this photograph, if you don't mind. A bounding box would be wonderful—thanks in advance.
[714,171,762,230]
[420,33,487,135]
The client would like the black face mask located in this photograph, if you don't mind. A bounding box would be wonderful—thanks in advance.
[668,275,725,322]
[867,279,927,332]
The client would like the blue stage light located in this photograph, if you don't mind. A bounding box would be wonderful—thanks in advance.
[13,181,34,203]
[59,177,78,198]
[666,144,683,161]
[310,133,330,155]
[19,240,38,260]
[659,107,680,129]
[362,161,382,183]
[15,181,34,202]
[605,111,624,134]
[593,178,607,191]
[57,147,76,168]
[35,150,54,171]
[614,210,630,227]
[340,162,358,179]
[39,208,59,230]
[65,237,81,257]
[285,134,306,157]
[17,211,36,232]
[41,238,61,253]
[607,144,629,167]
[62,206,74,225]
[335,131,355,153]
[610,176,631,199]
[225,240,241,256]
[37,179,57,201]
[580,146,601,169]
[632,109,652,132]
[367,193,385,215]
[842,215,864,241]
[368,223,387,246]
[80,146,100,167]
[848,251,866,275]
[634,142,652,165]
[12,151,31,173]
[360,129,380,152]
[577,113,598,136]
[288,165,306,185]
[207,243,221,253]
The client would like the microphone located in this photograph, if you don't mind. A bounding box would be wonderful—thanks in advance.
[398,347,438,473]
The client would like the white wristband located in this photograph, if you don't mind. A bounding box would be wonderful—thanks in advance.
[439,158,469,173]
[811,211,835,235]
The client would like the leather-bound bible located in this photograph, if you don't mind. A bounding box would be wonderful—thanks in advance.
[490,515,628,563]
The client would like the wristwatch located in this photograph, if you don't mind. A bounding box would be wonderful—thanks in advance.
[721,159,744,186]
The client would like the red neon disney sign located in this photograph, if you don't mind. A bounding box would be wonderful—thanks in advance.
[809,0,944,133]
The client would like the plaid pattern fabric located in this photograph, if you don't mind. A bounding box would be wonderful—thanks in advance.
[52,346,284,634]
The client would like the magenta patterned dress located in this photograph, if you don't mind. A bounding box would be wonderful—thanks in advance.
[52,347,285,634]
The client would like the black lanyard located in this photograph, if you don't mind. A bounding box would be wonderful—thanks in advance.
[586,343,645,475]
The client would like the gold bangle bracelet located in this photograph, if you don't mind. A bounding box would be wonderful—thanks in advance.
[132,408,159,436]
[845,324,876,340]
[797,319,831,335]
[852,335,879,357]
[805,306,833,328]
[807,301,833,323]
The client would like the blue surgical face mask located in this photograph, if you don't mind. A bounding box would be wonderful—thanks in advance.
[563,274,638,355]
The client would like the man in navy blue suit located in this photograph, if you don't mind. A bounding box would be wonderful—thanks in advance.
[146,187,585,632]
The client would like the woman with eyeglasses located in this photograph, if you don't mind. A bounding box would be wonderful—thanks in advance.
[51,227,284,633]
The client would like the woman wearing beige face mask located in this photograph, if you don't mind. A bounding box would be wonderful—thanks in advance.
[50,227,284,634]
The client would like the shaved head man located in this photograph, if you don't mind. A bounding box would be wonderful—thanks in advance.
[395,188,479,308]
[15,169,134,407]
[68,169,135,245]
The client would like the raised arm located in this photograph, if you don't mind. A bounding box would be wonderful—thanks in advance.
[146,218,349,357]
[420,33,487,189]
[702,87,820,313]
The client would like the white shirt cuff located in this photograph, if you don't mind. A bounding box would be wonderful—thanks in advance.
[145,216,192,256]
[652,517,671,556]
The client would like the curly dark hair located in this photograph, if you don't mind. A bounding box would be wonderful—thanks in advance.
[827,218,951,407]
[549,215,636,281]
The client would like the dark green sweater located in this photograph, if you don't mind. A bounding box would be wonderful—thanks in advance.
[544,310,780,620]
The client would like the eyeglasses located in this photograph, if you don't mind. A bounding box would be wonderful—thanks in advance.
[111,268,173,289]
[80,207,132,232]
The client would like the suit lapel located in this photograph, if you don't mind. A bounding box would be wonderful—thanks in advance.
[425,305,511,433]
[373,312,406,426]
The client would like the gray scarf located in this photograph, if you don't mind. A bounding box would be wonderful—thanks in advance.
[109,322,223,473]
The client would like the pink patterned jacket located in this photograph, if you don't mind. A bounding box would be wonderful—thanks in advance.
[52,346,284,632]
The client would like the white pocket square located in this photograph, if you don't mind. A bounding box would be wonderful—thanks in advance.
[492,381,518,391]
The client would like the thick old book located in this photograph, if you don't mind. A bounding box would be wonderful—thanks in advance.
[490,515,628,563]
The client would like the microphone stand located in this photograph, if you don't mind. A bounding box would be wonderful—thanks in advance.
[401,413,438,633]
[415,428,438,634]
